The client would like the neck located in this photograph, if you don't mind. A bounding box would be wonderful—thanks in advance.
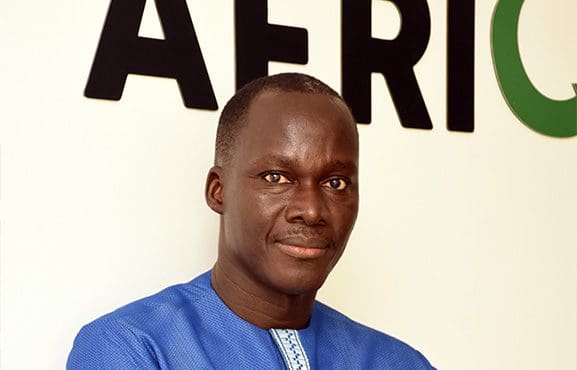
[211,262,316,330]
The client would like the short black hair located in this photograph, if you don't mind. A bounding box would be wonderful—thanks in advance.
[215,73,353,166]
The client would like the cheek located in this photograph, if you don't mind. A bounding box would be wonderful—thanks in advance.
[330,196,359,232]
[225,190,287,245]
[255,190,288,213]
[249,192,289,237]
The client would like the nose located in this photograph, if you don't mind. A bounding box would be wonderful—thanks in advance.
[285,183,327,226]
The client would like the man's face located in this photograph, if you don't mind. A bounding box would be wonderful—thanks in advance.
[219,90,359,296]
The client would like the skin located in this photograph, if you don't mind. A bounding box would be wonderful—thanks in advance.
[205,90,359,329]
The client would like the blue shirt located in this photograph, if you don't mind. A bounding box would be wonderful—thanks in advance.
[68,271,435,369]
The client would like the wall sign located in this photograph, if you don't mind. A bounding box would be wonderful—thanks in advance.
[84,0,576,138]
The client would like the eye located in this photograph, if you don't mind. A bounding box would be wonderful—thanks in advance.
[322,178,349,190]
[263,172,291,184]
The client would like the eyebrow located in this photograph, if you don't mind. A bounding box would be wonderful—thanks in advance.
[329,160,357,171]
[249,155,357,171]
[249,155,293,169]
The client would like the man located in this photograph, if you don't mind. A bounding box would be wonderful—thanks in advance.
[68,73,435,369]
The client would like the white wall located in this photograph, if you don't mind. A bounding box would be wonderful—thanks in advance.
[1,1,575,369]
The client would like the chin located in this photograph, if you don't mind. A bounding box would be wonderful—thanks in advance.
[267,267,330,296]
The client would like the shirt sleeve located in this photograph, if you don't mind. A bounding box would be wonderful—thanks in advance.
[417,350,437,370]
[67,319,160,370]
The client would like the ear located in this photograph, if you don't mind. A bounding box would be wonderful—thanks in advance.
[205,166,224,214]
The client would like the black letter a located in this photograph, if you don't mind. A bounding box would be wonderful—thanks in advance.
[85,0,217,110]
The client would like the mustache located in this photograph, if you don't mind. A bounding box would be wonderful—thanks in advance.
[272,226,333,249]
[286,225,324,238]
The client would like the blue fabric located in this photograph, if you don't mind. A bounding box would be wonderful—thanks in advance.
[68,271,435,369]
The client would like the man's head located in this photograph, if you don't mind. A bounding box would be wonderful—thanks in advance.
[214,73,352,167]
[206,73,359,298]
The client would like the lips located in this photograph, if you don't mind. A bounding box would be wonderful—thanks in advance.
[275,237,330,259]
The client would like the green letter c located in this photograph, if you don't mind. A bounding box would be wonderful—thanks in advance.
[491,0,576,138]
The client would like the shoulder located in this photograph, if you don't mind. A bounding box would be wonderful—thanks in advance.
[86,271,211,333]
[313,302,436,370]
[67,272,212,369]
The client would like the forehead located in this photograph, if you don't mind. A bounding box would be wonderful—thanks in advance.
[231,90,358,169]
[252,88,352,120]
[247,90,356,135]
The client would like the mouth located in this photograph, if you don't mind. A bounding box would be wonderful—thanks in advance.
[275,237,330,259]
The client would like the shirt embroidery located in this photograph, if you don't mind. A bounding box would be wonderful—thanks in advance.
[269,328,311,370]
